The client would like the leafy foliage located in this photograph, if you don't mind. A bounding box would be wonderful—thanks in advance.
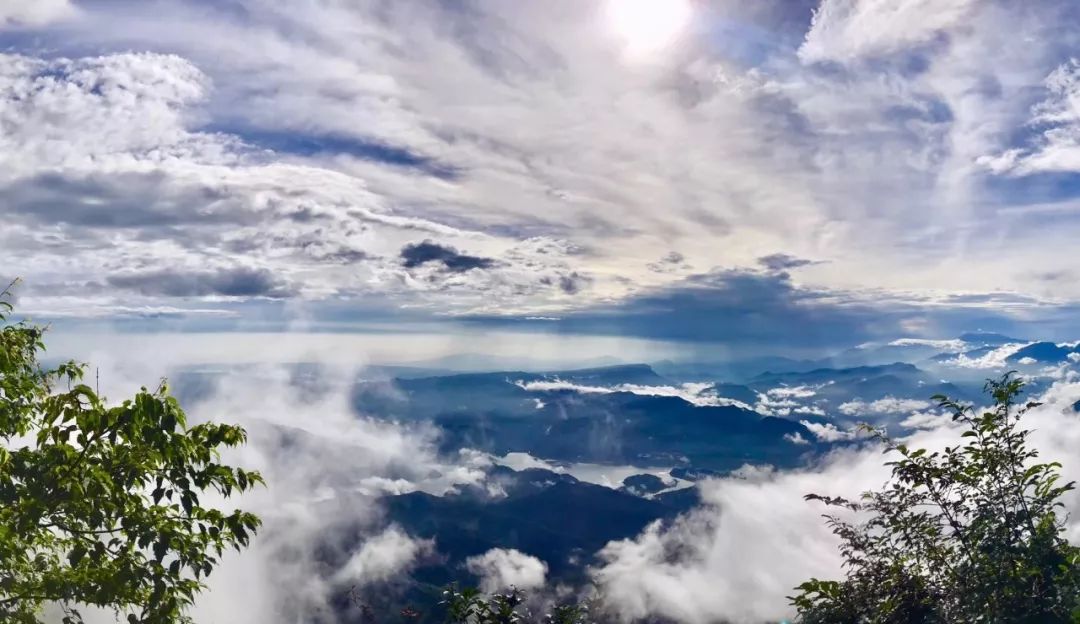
[442,586,590,624]
[791,373,1080,623]
[0,281,264,623]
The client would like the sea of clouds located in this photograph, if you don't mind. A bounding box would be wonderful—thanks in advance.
[42,345,1075,624]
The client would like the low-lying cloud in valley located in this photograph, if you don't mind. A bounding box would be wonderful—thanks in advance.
[466,549,549,594]
[50,337,1080,624]
[591,376,1080,624]
[62,355,482,623]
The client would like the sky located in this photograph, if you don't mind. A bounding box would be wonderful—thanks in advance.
[5,0,1080,360]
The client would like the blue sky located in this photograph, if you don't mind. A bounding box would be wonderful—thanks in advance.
[5,0,1080,359]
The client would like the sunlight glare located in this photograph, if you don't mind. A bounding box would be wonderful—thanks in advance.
[606,0,692,58]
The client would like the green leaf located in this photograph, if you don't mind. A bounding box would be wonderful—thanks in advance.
[0,291,263,624]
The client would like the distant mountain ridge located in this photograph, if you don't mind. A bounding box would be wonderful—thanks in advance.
[1007,341,1080,364]
[161,335,1080,623]
[958,332,1026,345]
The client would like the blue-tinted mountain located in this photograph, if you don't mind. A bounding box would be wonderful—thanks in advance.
[709,382,760,406]
[804,335,1025,369]
[750,362,922,386]
[749,362,979,405]
[653,334,1032,383]
[652,356,830,383]
[549,363,667,385]
[383,470,695,585]
[670,466,723,481]
[168,347,1079,624]
[958,332,1026,345]
[827,344,956,368]
[484,465,581,496]
[929,345,996,362]
[353,364,668,419]
[316,464,701,623]
[1006,342,1080,364]
[436,391,817,471]
[619,473,669,496]
[353,365,819,471]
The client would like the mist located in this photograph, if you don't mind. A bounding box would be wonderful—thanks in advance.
[591,375,1080,623]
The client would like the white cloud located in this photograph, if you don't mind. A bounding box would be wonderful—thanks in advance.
[489,451,567,474]
[46,330,682,375]
[0,53,220,175]
[466,548,549,593]
[838,396,932,416]
[939,342,1033,369]
[799,0,979,64]
[0,50,602,316]
[752,385,826,417]
[799,420,856,442]
[334,526,433,586]
[515,379,756,410]
[765,385,817,399]
[4,0,1078,316]
[485,451,685,492]
[592,467,854,624]
[980,59,1080,174]
[182,369,481,623]
[887,338,968,352]
[62,351,487,624]
[592,379,1080,624]
[899,410,952,429]
[0,0,75,27]
[783,431,810,445]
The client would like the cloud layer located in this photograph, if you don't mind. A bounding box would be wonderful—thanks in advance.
[63,354,484,623]
[466,548,549,594]
[3,0,1080,348]
[590,376,1080,624]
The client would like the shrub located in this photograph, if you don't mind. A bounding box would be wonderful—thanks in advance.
[792,374,1080,622]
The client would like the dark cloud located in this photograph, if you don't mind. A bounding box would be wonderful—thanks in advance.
[757,253,818,271]
[211,126,461,180]
[560,270,885,347]
[1031,270,1076,283]
[314,249,370,264]
[460,270,884,349]
[107,267,292,298]
[1,172,252,229]
[940,292,1042,305]
[400,241,495,272]
[540,272,591,295]
[558,273,589,295]
[685,208,732,236]
[647,252,689,273]
[459,270,1069,352]
[298,244,370,264]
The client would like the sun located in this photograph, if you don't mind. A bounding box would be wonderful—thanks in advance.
[605,0,692,58]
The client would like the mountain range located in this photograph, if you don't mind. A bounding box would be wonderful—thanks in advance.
[170,332,1080,620]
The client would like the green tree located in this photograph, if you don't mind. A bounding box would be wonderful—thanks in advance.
[0,281,264,623]
[791,373,1080,623]
[442,586,590,624]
